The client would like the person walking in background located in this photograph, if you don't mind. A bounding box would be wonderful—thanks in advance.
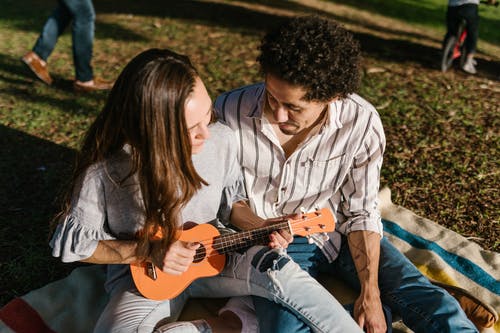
[444,0,497,74]
[21,0,112,92]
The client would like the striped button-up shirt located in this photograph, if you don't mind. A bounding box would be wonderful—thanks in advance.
[215,83,385,261]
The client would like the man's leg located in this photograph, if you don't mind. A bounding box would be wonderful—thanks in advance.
[252,237,330,333]
[62,0,95,82]
[191,243,362,333]
[329,236,477,333]
[32,3,72,61]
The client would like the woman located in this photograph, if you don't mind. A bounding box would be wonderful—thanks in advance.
[49,48,361,333]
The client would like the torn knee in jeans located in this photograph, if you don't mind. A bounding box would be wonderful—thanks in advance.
[251,248,290,272]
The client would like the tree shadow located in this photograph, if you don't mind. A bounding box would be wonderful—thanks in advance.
[99,0,500,79]
[0,125,82,306]
[322,0,500,45]
[354,31,500,80]
[94,0,289,34]
[4,0,498,77]
[1,0,147,42]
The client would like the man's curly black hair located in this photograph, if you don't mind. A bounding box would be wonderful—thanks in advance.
[257,15,361,102]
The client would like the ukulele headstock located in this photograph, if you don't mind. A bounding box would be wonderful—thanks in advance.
[289,208,335,237]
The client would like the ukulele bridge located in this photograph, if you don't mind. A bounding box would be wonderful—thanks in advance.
[146,262,157,280]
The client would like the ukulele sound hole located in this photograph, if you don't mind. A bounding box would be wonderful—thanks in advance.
[193,244,206,263]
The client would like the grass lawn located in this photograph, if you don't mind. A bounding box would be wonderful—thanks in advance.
[0,0,498,306]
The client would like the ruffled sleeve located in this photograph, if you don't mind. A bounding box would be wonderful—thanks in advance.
[49,165,115,262]
[49,215,115,262]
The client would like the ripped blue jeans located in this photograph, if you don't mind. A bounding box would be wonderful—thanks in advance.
[94,245,362,333]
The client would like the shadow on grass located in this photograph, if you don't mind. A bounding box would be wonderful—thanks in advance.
[96,0,443,43]
[0,53,107,116]
[0,125,83,306]
[3,0,499,78]
[326,0,500,46]
[97,0,500,79]
[1,0,148,42]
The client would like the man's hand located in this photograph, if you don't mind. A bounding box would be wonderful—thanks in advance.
[264,214,297,249]
[230,201,296,249]
[160,240,199,275]
[353,290,387,333]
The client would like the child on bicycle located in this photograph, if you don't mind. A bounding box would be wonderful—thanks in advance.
[444,0,497,74]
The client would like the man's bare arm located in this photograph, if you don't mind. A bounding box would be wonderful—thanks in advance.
[348,230,387,333]
[230,200,293,248]
[230,200,266,230]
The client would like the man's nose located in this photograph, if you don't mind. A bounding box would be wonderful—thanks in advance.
[274,105,289,123]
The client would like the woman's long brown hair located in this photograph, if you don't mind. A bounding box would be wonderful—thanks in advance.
[53,48,207,267]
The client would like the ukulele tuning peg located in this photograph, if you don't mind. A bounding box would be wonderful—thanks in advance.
[321,232,329,241]
[314,205,320,211]
[300,207,307,214]
[306,235,314,244]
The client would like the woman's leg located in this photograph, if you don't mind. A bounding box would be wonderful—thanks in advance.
[94,277,189,333]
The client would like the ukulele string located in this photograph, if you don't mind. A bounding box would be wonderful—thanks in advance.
[191,219,321,261]
[191,223,288,261]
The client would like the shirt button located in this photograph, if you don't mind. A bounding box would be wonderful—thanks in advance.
[281,187,287,192]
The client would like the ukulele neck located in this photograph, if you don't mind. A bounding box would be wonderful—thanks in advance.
[215,220,291,254]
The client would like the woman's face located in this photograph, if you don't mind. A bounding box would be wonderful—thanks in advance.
[184,77,212,154]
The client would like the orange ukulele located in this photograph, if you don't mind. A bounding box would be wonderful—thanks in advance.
[130,208,335,300]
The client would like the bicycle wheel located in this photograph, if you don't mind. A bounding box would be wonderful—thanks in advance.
[441,35,458,72]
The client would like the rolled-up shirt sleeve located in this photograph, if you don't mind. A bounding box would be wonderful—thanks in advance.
[218,173,247,224]
[217,135,247,224]
[49,166,115,262]
[337,117,385,236]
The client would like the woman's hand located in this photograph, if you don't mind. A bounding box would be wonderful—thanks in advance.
[160,240,200,275]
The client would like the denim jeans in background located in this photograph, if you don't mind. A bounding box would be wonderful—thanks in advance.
[254,236,478,333]
[32,0,95,81]
[95,245,363,333]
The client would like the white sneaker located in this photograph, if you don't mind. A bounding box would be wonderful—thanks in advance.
[462,58,477,74]
[219,296,259,333]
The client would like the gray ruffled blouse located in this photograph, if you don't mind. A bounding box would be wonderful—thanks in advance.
[49,122,245,291]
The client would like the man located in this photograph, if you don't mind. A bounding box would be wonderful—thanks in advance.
[215,15,477,333]
[21,0,112,92]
